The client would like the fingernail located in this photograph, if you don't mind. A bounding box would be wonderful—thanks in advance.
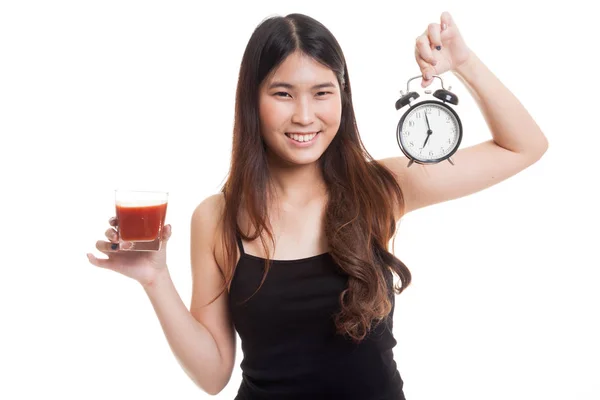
[435,45,441,51]
[442,23,447,30]
[111,243,118,250]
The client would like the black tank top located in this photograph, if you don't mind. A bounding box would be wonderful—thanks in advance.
[229,234,406,400]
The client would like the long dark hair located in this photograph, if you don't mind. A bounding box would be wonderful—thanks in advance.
[215,13,411,343]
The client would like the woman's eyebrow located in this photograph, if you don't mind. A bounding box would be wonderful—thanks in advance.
[267,81,336,90]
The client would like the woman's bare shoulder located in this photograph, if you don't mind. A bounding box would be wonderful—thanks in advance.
[193,192,225,220]
[191,192,228,266]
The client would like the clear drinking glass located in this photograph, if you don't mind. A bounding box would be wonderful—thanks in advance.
[114,190,168,251]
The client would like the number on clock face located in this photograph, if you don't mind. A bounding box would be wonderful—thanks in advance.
[400,103,460,161]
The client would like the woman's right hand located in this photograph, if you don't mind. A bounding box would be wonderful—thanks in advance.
[86,216,172,286]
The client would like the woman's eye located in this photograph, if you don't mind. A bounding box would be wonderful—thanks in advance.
[273,91,331,98]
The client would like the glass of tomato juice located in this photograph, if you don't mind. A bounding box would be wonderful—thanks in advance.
[114,190,168,251]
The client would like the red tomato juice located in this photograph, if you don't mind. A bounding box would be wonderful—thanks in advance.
[116,202,167,241]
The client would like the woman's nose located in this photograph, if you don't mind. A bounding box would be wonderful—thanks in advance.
[291,98,315,125]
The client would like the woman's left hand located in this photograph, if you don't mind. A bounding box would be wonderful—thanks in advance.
[415,11,473,87]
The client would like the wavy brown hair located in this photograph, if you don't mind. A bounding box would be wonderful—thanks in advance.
[215,13,411,343]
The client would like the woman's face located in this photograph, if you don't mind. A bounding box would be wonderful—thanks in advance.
[259,51,342,166]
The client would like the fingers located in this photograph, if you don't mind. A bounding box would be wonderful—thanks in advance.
[105,228,118,243]
[107,217,120,250]
[88,218,169,267]
[416,13,453,88]
[416,35,436,66]
[428,23,443,51]
[87,253,110,268]
[440,11,453,32]
[415,39,436,87]
[439,12,458,43]
[96,239,119,255]
[162,224,172,241]
[415,54,432,80]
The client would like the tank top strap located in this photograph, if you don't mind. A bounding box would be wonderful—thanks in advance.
[235,231,245,256]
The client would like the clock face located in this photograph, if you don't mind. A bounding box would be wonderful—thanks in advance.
[398,101,462,163]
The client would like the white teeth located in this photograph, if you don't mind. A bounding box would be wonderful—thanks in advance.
[287,132,318,142]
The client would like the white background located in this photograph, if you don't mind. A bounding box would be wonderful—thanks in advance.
[1,1,597,399]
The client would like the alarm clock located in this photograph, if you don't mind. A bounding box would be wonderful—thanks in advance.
[395,74,463,167]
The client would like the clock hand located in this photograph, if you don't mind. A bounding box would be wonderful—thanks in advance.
[422,112,433,148]
[422,131,431,148]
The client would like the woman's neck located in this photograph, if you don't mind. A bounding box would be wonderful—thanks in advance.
[268,162,327,209]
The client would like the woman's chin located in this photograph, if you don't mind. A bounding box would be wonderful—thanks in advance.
[268,150,323,168]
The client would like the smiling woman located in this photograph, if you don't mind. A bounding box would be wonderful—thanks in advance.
[86,9,549,400]
[201,12,411,399]
[258,52,342,163]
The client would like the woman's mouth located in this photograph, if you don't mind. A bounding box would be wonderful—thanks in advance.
[285,131,320,143]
